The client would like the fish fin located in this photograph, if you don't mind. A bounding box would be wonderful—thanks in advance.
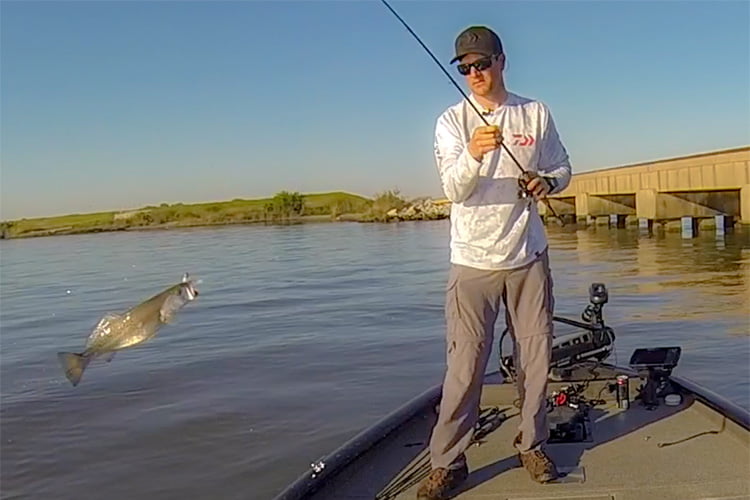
[102,352,116,363]
[57,352,92,387]
[159,309,173,324]
[182,273,190,283]
[159,295,186,324]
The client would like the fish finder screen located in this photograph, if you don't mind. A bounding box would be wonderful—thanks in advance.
[629,347,681,368]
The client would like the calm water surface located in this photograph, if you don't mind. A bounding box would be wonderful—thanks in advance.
[1,221,748,499]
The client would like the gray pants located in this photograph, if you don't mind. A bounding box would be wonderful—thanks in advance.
[429,250,554,470]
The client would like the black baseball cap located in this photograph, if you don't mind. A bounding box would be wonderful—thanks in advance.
[450,26,503,64]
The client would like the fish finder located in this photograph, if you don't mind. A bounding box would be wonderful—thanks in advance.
[629,347,682,409]
[629,347,681,370]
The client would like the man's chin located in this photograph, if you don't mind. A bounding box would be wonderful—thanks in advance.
[470,84,492,96]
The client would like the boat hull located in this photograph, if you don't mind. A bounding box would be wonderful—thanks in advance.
[274,364,750,500]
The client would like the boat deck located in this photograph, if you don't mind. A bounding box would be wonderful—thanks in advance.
[308,372,750,500]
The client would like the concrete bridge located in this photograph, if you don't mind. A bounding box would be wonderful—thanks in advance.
[537,146,750,229]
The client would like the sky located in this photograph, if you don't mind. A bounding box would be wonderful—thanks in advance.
[1,0,749,220]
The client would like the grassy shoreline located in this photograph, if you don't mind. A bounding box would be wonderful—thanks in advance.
[1,214,365,240]
[1,190,445,240]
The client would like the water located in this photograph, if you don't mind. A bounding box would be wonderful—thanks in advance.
[1,221,748,499]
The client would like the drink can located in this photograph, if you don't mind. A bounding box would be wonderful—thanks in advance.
[616,375,630,409]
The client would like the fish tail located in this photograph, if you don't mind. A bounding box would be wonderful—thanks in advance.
[57,352,91,387]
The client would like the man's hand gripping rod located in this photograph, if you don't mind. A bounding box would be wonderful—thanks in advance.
[379,0,564,226]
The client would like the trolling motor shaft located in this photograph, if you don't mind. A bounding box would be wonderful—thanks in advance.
[379,0,565,226]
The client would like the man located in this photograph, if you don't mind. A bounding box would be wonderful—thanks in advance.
[417,25,572,500]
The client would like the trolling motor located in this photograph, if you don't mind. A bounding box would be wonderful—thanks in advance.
[499,283,616,381]
[581,283,608,326]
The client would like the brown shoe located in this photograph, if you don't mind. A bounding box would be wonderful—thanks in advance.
[519,449,559,483]
[416,464,469,500]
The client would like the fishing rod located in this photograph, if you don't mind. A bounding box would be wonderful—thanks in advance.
[379,0,564,226]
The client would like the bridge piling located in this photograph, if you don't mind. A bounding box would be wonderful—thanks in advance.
[681,217,699,238]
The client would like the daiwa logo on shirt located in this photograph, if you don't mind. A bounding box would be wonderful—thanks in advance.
[512,134,535,146]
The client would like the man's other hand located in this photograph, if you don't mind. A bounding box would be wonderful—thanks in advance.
[521,172,551,200]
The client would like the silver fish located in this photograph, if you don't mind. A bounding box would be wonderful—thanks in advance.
[57,273,200,387]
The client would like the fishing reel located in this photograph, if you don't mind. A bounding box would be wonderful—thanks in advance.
[548,383,590,410]
[518,175,534,200]
[545,383,601,443]
[517,171,539,200]
[517,171,557,200]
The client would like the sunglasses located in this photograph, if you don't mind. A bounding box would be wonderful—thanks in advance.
[456,55,497,76]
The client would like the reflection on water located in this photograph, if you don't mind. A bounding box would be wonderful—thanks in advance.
[569,227,750,332]
[0,221,748,499]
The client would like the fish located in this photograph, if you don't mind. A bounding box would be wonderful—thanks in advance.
[57,273,200,387]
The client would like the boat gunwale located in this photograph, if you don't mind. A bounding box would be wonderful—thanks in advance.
[272,380,443,500]
[670,374,750,430]
[271,366,749,500]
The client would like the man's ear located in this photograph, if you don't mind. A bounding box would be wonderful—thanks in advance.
[497,53,506,71]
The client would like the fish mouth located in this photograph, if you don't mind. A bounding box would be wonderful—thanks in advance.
[181,273,199,300]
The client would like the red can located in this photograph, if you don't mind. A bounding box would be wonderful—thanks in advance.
[616,375,630,409]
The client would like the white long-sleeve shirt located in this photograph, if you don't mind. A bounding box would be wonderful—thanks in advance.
[433,91,572,270]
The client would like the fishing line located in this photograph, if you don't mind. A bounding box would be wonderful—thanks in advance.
[379,0,564,224]
[380,0,492,131]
